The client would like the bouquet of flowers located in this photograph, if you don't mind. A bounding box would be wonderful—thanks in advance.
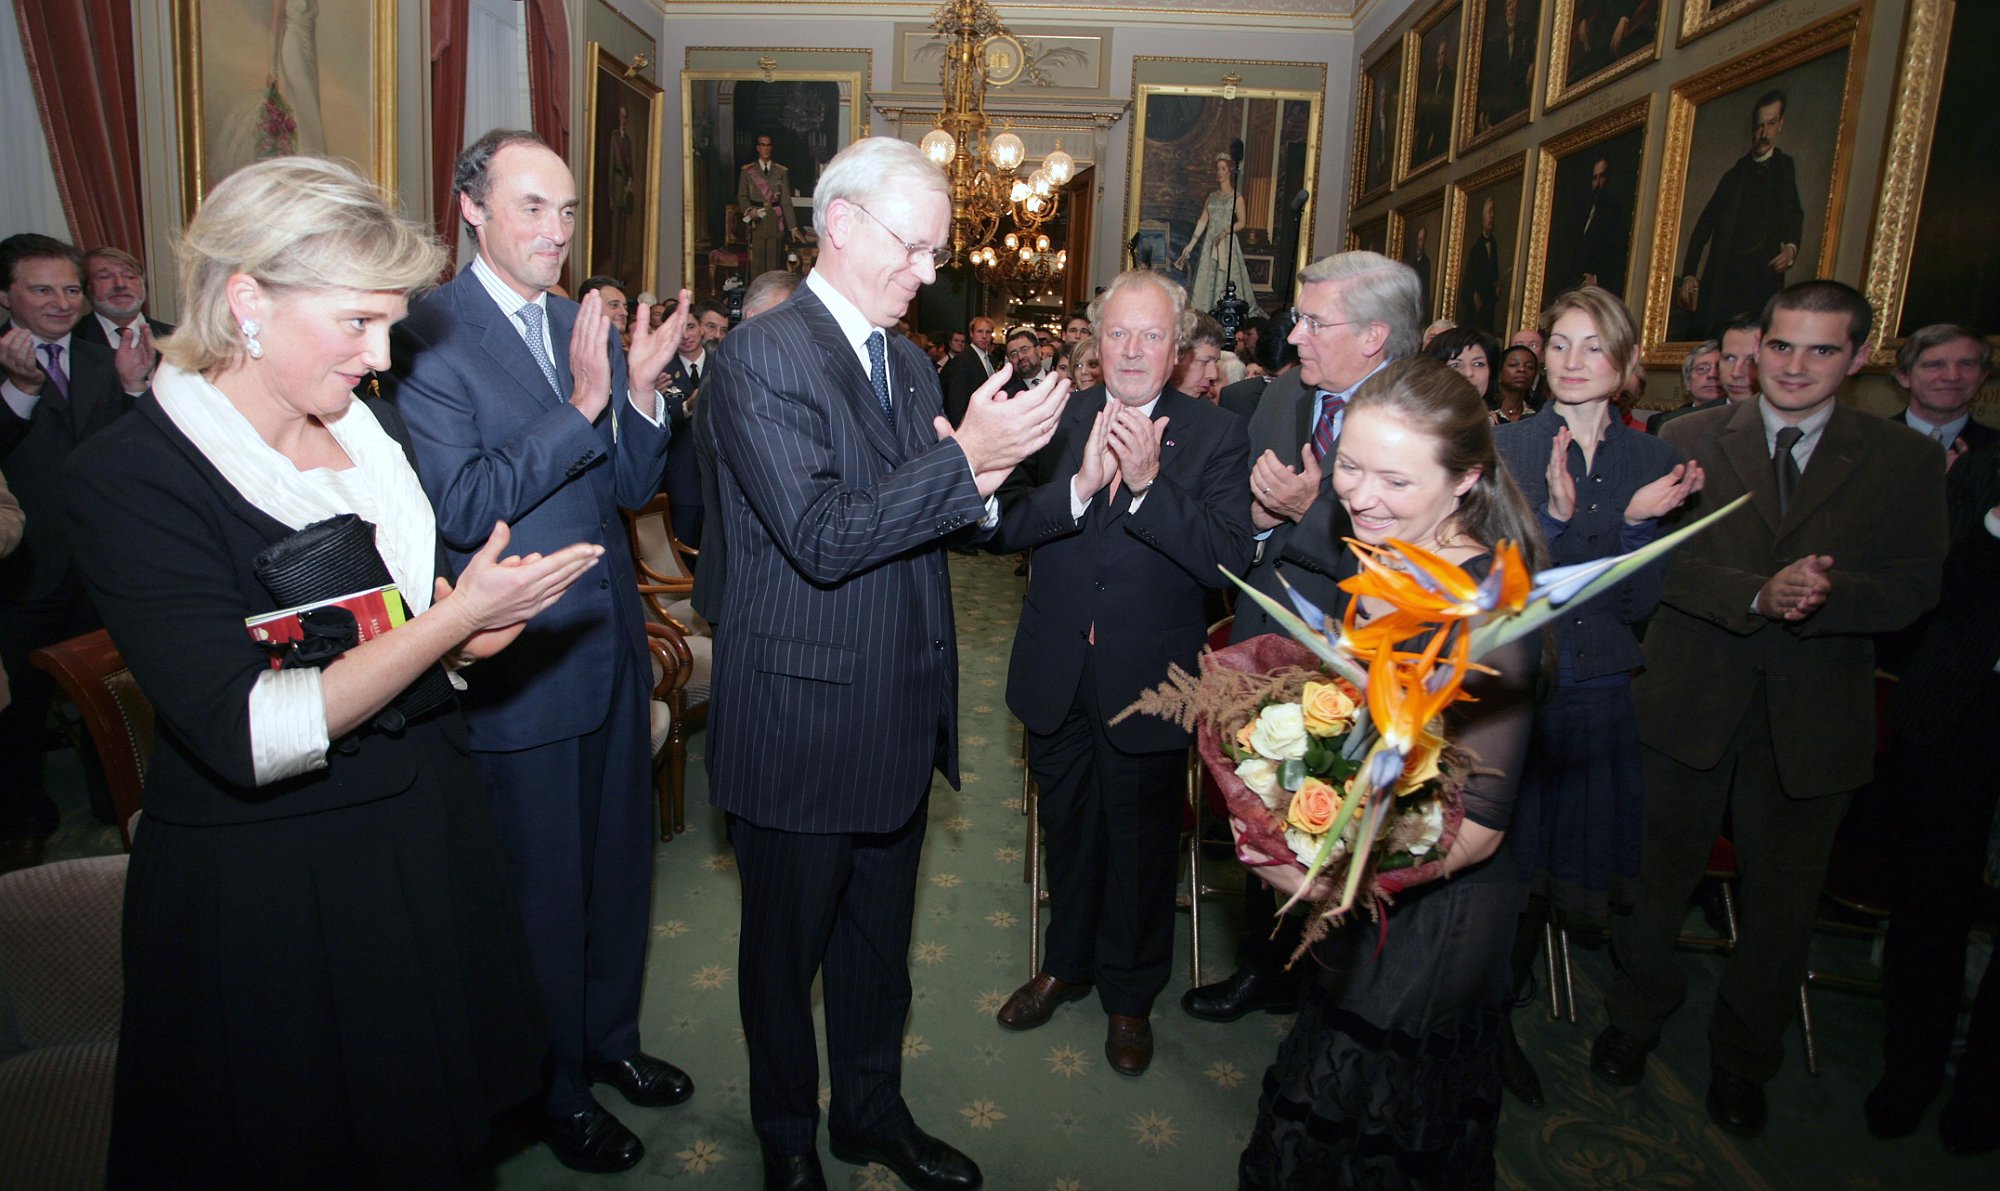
[1118,495,1748,939]
[254,77,297,160]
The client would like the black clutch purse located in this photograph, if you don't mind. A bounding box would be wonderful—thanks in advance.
[252,514,453,733]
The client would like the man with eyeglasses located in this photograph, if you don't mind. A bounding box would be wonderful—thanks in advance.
[1180,250,1424,1026]
[738,132,803,277]
[705,136,1067,1191]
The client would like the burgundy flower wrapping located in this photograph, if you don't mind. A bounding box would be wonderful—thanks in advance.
[1195,633,1465,899]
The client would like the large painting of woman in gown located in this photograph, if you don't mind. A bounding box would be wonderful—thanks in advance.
[1175,155,1261,311]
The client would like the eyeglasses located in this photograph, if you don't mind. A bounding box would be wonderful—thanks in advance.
[849,201,953,268]
[1294,310,1369,336]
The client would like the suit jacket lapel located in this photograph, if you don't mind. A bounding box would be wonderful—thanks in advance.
[1286,375,1316,456]
[455,271,563,410]
[545,298,578,397]
[799,291,902,465]
[1719,400,1783,535]
[1779,406,1863,538]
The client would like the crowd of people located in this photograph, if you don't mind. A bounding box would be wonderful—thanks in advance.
[0,125,1994,1191]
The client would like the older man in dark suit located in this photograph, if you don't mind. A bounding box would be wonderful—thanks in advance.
[988,271,1252,1075]
[388,129,689,1174]
[73,246,173,353]
[1889,323,1997,466]
[1181,252,1423,1023]
[1597,281,1947,1138]
[704,136,1065,1191]
[0,234,146,871]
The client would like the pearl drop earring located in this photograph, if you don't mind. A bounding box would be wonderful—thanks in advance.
[242,319,264,360]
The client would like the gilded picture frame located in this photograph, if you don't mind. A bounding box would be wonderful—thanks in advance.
[1348,214,1389,257]
[1545,0,1664,114]
[1639,7,1869,365]
[1679,0,1782,47]
[1128,78,1324,313]
[1442,152,1528,339]
[1353,47,1404,208]
[1523,96,1651,320]
[1460,0,1541,154]
[1398,0,1464,186]
[172,0,396,212]
[1390,189,1449,324]
[1859,0,1995,364]
[582,44,663,301]
[680,65,866,303]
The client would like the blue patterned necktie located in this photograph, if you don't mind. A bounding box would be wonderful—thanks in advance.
[866,330,895,427]
[38,342,70,402]
[514,303,562,396]
[1310,390,1344,463]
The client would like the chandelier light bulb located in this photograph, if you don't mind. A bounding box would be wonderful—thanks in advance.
[1009,178,1031,204]
[1044,142,1075,186]
[1025,195,1045,215]
[1035,234,1050,252]
[989,131,1026,172]
[1029,169,1052,197]
[921,128,956,164]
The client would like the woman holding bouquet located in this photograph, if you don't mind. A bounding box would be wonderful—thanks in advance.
[1489,287,1704,1106]
[1235,356,1545,1189]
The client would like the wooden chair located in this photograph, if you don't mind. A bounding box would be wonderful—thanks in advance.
[624,495,709,731]
[30,629,152,849]
[644,620,696,841]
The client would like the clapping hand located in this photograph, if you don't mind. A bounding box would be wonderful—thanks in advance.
[935,364,1071,497]
[1104,402,1165,495]
[1755,553,1833,622]
[1071,404,1118,505]
[568,292,614,422]
[437,521,604,659]
[113,323,158,392]
[1624,460,1705,525]
[1251,444,1321,527]
[626,286,691,412]
[0,327,44,392]
[1545,426,1577,522]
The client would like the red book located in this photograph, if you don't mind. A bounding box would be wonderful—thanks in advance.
[244,584,409,670]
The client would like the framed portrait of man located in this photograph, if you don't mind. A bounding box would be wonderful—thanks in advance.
[1462,0,1540,152]
[1392,190,1449,324]
[1400,0,1463,184]
[1353,48,1404,207]
[1862,0,1999,362]
[1348,214,1389,258]
[1444,153,1527,339]
[1526,97,1650,318]
[1679,0,1781,46]
[583,45,662,300]
[1547,0,1663,112]
[1641,9,1865,362]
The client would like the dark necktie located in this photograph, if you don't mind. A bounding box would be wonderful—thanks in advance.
[1774,425,1803,516]
[866,330,894,427]
[38,342,70,403]
[687,361,700,388]
[1310,390,1345,464]
[514,304,561,396]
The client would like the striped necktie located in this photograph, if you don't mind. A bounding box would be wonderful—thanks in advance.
[514,303,562,395]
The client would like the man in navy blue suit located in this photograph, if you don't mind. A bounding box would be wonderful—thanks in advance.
[704,136,1068,1191]
[388,129,691,1175]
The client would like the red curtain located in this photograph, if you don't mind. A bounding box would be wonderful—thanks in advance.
[11,0,146,266]
[431,0,471,264]
[525,0,570,163]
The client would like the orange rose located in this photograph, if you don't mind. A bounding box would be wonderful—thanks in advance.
[1300,680,1358,737]
[1286,776,1342,835]
[1235,721,1258,754]
[1396,726,1447,794]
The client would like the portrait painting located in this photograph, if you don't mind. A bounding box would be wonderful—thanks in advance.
[1349,215,1389,258]
[179,0,393,206]
[1402,1,1462,182]
[583,46,662,298]
[1648,13,1861,351]
[1463,0,1540,150]
[1355,49,1403,205]
[1548,0,1662,110]
[1679,0,1780,45]
[1130,85,1323,315]
[1877,0,2000,343]
[1529,99,1648,317]
[682,71,862,303]
[1394,191,1448,324]
[1446,156,1526,339]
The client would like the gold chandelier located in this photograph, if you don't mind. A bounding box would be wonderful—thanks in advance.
[970,232,1066,298]
[919,0,1075,264]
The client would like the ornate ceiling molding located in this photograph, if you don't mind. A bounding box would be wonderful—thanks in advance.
[650,1,1370,30]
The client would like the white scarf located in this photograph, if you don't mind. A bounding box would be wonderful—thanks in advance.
[150,363,440,614]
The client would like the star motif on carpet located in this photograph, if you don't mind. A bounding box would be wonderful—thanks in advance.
[1051,1179,1085,1191]
[974,990,1009,1014]
[675,1139,725,1174]
[960,1098,1007,1129]
[1050,1110,1084,1136]
[986,910,1018,928]
[654,919,689,938]
[856,1164,897,1190]
[994,846,1024,863]
[932,872,963,889]
[975,1042,1006,1066]
[903,1034,935,1059]
[702,852,736,872]
[944,815,974,832]
[1204,1060,1246,1089]
[1129,1110,1180,1151]
[913,941,950,965]
[1045,1044,1091,1078]
[690,963,732,990]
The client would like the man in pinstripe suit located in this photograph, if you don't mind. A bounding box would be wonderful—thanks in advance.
[703,137,1069,1191]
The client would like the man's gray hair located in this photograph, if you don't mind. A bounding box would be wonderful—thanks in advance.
[1681,339,1721,388]
[1297,250,1423,361]
[813,136,949,231]
[1087,269,1197,349]
[1186,312,1225,350]
[742,269,801,318]
[1895,323,1991,379]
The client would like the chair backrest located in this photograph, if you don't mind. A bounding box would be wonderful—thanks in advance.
[30,630,150,849]
[625,494,694,585]
[0,854,127,1048]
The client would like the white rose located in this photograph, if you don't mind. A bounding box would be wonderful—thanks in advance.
[1406,801,1446,857]
[1249,703,1310,761]
[1287,826,1344,869]
[1235,759,1284,810]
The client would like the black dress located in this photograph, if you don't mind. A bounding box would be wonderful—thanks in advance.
[1239,556,1538,1190]
[68,397,547,1189]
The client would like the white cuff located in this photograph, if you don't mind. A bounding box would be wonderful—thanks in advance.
[1069,481,1091,520]
[979,494,1000,530]
[628,387,665,426]
[2,379,42,420]
[248,666,331,784]
[1986,508,2000,541]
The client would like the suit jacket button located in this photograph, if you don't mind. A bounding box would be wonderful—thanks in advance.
[934,639,945,650]
[1093,580,1106,591]
[599,578,610,589]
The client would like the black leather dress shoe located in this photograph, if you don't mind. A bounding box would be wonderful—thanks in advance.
[1179,967,1300,1022]
[1706,1067,1768,1137]
[996,973,1091,1031]
[542,1101,643,1173]
[586,1052,694,1107]
[1589,1025,1655,1087]
[1864,1068,1941,1139]
[830,1125,982,1190]
[1498,1019,1545,1108]
[763,1147,829,1190]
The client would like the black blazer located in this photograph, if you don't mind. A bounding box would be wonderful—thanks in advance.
[1217,374,1268,421]
[1889,440,2000,742]
[0,324,134,602]
[656,353,707,544]
[938,345,996,427]
[990,386,1253,754]
[702,284,991,833]
[63,396,467,825]
[1229,370,1354,643]
[1892,407,2000,455]
[71,313,174,350]
[689,392,726,623]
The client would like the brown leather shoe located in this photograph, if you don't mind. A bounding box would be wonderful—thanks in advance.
[1105,1014,1152,1076]
[996,973,1091,1031]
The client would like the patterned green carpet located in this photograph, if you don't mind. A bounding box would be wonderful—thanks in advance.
[37,550,2000,1188]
